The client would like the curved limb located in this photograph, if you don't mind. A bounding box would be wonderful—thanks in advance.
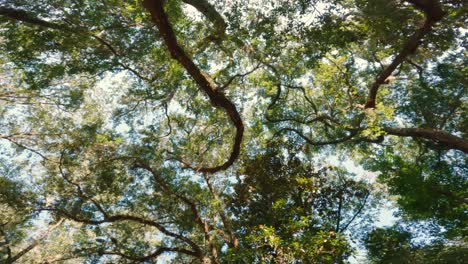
[143,0,244,174]
[364,0,445,108]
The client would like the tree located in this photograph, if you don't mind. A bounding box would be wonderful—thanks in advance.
[365,225,468,264]
[0,0,466,263]
[226,143,374,262]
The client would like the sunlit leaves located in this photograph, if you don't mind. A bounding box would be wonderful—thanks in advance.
[0,0,466,263]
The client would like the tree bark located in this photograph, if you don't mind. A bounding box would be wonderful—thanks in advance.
[0,6,67,30]
[383,127,468,153]
[364,0,445,108]
[182,0,226,42]
[143,0,244,173]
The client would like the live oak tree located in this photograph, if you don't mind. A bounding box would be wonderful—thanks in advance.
[0,0,466,263]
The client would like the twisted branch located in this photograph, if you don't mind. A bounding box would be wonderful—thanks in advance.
[364,0,445,108]
[143,0,244,173]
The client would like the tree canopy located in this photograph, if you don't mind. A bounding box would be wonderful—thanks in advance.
[0,0,466,263]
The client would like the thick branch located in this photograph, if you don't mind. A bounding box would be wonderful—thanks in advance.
[0,6,67,30]
[182,0,226,42]
[274,125,467,153]
[143,0,244,173]
[364,0,445,108]
[406,0,445,21]
[383,127,468,153]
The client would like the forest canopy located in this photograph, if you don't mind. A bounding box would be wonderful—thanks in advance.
[0,0,466,263]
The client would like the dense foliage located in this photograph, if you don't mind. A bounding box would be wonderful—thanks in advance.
[0,0,466,263]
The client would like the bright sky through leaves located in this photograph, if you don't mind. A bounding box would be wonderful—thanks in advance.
[0,0,466,263]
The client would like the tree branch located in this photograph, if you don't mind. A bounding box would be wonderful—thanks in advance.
[339,190,370,233]
[383,127,468,153]
[133,162,217,254]
[182,0,227,43]
[274,127,358,146]
[6,219,64,264]
[41,207,202,255]
[101,246,198,261]
[219,64,261,90]
[202,173,239,248]
[364,0,445,108]
[0,6,67,30]
[0,5,153,82]
[143,0,244,173]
